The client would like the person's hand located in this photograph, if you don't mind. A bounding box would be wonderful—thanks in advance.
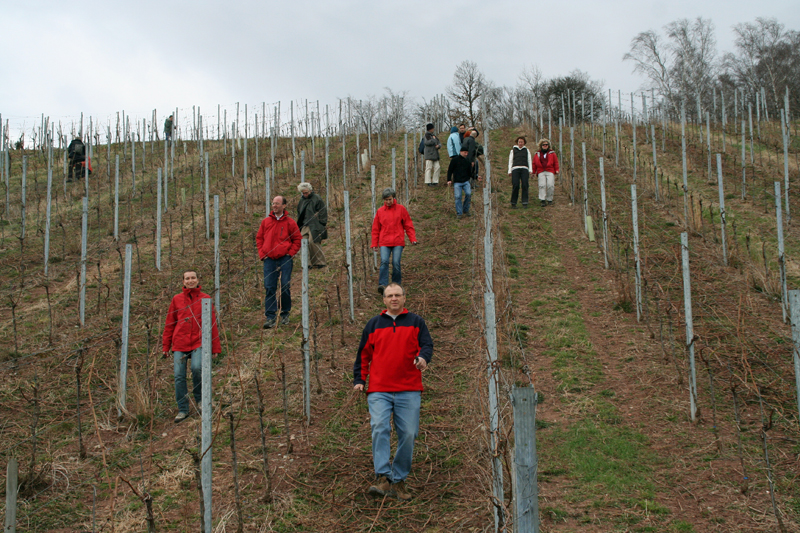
[354,384,364,392]
[507,173,511,176]
[412,241,418,245]
[414,357,427,371]
[162,351,170,359]
[371,246,378,250]
[447,181,452,187]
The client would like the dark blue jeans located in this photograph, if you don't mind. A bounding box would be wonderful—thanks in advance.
[263,255,293,319]
[379,246,403,287]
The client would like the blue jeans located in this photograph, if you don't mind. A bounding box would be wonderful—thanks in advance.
[367,391,421,482]
[454,181,471,215]
[263,255,293,319]
[379,246,403,287]
[174,349,202,413]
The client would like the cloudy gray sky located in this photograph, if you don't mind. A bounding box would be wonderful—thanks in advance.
[2,0,798,141]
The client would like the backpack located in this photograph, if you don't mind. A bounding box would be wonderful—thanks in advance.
[418,138,425,155]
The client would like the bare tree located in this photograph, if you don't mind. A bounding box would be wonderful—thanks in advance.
[447,60,487,125]
[623,17,717,116]
[667,17,717,114]
[724,18,800,112]
[624,30,675,106]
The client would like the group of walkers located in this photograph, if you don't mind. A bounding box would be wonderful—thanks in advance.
[159,122,559,502]
[422,122,560,214]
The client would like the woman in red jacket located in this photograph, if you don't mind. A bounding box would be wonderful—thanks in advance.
[162,270,221,423]
[371,188,417,294]
[531,138,560,207]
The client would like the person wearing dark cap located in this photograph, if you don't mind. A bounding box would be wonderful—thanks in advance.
[423,123,441,186]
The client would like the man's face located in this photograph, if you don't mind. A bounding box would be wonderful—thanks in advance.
[460,150,468,158]
[383,285,406,313]
[272,196,285,216]
[383,197,394,208]
[183,271,199,289]
[302,190,311,198]
[458,125,466,134]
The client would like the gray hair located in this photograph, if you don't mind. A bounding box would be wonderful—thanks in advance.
[297,182,313,193]
[382,187,396,199]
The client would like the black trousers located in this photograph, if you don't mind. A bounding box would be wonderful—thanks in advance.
[510,169,529,206]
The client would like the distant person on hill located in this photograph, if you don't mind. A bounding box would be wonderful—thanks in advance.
[371,188,417,295]
[67,136,86,182]
[447,147,475,219]
[423,123,441,186]
[458,123,467,142]
[532,138,559,207]
[296,182,328,269]
[461,129,481,183]
[507,136,533,208]
[162,270,221,423]
[256,196,302,328]
[353,282,433,501]
[447,126,461,159]
[164,114,174,142]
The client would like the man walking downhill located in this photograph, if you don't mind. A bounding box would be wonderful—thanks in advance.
[354,283,433,501]
[256,196,302,328]
[423,123,441,186]
[371,188,417,295]
[162,270,221,423]
[447,147,475,219]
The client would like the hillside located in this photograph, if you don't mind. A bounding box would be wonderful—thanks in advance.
[0,116,799,532]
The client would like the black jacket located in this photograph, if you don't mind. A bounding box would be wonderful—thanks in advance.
[447,155,472,184]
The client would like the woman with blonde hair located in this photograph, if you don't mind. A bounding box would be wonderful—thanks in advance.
[531,138,560,207]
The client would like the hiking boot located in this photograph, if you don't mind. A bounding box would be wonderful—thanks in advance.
[280,315,290,325]
[174,412,190,424]
[368,475,392,498]
[378,285,386,295]
[391,480,412,501]
[522,204,528,208]
[457,214,462,220]
[263,318,276,329]
[510,204,517,209]
[547,200,554,206]
[464,211,472,217]
[540,200,547,207]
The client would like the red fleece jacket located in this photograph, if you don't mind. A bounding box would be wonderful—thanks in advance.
[162,286,221,353]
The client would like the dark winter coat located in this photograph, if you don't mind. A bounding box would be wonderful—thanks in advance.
[296,192,328,243]
[447,155,472,184]
[423,132,440,161]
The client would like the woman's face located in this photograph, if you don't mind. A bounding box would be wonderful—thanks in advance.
[517,138,525,148]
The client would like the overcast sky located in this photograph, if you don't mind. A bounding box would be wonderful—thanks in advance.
[1,0,798,141]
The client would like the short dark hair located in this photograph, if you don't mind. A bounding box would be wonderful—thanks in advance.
[183,269,199,278]
[426,123,434,131]
[384,282,404,296]
[515,136,527,144]
[459,123,466,128]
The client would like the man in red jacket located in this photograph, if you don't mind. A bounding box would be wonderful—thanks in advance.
[256,196,302,328]
[532,138,560,207]
[353,283,433,501]
[162,270,221,423]
[371,188,417,295]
